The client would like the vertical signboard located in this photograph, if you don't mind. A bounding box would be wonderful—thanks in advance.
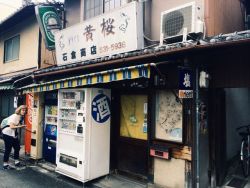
[35,5,61,50]
[179,68,193,98]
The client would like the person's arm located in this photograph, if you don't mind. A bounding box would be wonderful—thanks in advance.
[9,122,26,129]
[25,128,36,134]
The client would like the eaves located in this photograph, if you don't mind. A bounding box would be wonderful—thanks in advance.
[33,37,250,79]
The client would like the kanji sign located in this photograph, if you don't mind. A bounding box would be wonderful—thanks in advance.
[55,1,143,65]
[92,94,111,123]
[179,69,193,98]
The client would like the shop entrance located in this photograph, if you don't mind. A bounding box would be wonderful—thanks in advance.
[116,94,148,178]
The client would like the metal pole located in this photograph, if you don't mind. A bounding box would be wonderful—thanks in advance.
[195,67,200,188]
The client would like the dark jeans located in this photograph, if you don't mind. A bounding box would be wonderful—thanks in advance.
[2,134,20,162]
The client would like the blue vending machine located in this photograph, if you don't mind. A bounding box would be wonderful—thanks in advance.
[43,92,58,163]
[43,122,57,163]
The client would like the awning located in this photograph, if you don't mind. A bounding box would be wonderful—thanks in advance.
[20,64,151,94]
[0,84,14,90]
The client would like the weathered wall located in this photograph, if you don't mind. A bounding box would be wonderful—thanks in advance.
[205,0,244,36]
[64,0,81,26]
[154,158,185,188]
[40,38,56,69]
[0,16,39,75]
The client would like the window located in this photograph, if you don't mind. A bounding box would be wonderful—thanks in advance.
[84,0,127,20]
[4,35,20,62]
[104,0,124,12]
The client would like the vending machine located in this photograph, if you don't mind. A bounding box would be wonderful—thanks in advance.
[43,105,57,163]
[56,88,111,182]
[30,93,44,160]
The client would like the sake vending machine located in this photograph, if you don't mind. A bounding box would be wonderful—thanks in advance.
[56,88,111,182]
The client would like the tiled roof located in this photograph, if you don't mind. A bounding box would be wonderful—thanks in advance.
[0,4,35,33]
[33,30,250,76]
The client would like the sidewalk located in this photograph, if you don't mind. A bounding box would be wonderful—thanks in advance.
[0,138,151,188]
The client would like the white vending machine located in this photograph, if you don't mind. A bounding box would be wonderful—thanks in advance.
[56,88,111,182]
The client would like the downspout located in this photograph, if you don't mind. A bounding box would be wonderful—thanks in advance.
[141,0,153,184]
[195,66,200,188]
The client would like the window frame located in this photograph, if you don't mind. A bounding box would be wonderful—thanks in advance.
[82,0,127,20]
[4,35,20,63]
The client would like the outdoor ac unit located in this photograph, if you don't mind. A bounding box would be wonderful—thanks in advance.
[160,2,204,45]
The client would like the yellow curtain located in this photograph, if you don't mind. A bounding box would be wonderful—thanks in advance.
[120,95,148,140]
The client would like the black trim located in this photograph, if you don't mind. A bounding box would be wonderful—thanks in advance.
[38,30,42,69]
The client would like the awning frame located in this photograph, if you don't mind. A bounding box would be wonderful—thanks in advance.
[20,63,151,94]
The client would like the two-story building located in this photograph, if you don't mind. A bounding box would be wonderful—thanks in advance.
[17,0,250,187]
[0,4,57,155]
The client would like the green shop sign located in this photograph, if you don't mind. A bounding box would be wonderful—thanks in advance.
[35,5,61,50]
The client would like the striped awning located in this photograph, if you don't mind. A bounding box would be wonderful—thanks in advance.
[0,84,13,90]
[20,64,151,94]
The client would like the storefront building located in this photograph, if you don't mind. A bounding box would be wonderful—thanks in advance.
[16,0,249,187]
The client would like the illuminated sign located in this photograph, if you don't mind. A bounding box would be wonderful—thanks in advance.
[35,5,61,50]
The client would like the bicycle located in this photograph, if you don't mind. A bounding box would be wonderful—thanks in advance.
[237,125,250,177]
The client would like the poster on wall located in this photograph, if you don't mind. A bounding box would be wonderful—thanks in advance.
[155,90,183,143]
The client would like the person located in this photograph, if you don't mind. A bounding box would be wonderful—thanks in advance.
[2,105,27,169]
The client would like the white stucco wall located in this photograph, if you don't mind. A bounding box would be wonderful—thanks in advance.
[154,158,185,188]
[0,16,39,75]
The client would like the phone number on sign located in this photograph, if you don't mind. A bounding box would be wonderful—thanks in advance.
[99,41,126,54]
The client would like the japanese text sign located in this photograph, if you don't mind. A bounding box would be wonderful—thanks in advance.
[55,1,143,65]
[179,69,193,98]
[92,93,111,123]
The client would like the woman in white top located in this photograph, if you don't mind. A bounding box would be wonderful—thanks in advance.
[2,105,27,169]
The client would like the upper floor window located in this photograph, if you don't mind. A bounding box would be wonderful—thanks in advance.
[84,0,127,20]
[4,35,20,63]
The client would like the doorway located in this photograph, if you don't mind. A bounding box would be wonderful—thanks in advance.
[116,94,148,178]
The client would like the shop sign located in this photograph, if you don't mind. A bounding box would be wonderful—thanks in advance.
[35,5,61,50]
[55,1,143,65]
[179,69,193,98]
[92,94,111,123]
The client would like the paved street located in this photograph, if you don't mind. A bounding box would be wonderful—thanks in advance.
[0,153,90,188]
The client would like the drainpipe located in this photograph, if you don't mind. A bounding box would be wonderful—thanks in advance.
[195,66,200,188]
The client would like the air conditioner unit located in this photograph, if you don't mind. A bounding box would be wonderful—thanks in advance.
[160,2,204,45]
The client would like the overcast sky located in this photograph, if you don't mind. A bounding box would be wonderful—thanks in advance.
[0,0,64,22]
